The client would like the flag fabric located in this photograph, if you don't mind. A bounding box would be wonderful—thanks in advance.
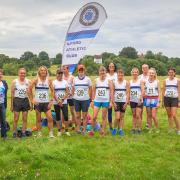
[62,2,107,73]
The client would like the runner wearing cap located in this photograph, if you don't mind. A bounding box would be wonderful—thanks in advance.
[72,64,92,134]
[53,68,70,136]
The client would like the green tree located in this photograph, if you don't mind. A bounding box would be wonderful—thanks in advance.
[119,47,138,59]
[20,51,36,61]
[52,53,62,65]
[38,51,49,61]
[145,50,155,59]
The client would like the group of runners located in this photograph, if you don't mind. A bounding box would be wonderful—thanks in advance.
[0,63,180,139]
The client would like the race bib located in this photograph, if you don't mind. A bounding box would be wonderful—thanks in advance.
[76,88,85,98]
[17,88,26,98]
[97,88,107,98]
[37,90,49,102]
[130,89,139,102]
[56,91,65,100]
[115,91,125,102]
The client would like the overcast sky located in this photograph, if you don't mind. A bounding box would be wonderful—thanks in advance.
[0,0,180,58]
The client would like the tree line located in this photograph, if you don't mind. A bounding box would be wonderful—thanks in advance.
[0,47,180,76]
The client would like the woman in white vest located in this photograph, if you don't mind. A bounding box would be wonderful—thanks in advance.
[129,68,143,134]
[53,68,70,136]
[29,66,54,138]
[72,64,92,134]
[89,66,113,136]
[112,69,129,136]
[11,68,31,138]
[106,62,117,131]
[63,65,76,129]
[143,68,160,133]
[162,67,180,135]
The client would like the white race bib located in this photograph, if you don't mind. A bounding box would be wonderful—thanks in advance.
[76,88,85,98]
[115,91,126,102]
[96,88,107,98]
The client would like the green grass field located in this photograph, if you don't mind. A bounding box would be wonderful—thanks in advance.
[1,76,180,180]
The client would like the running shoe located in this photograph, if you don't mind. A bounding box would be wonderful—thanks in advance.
[131,129,136,134]
[118,129,123,136]
[89,131,95,136]
[57,131,62,137]
[13,132,17,138]
[111,128,117,136]
[49,131,55,138]
[155,129,160,134]
[38,131,42,137]
[65,132,71,136]
[137,129,142,134]
[177,130,180,135]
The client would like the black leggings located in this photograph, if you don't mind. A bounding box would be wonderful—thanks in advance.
[54,104,68,121]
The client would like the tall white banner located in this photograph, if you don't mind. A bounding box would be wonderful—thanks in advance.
[62,2,107,72]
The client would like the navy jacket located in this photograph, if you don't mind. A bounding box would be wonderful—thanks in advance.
[1,80,8,109]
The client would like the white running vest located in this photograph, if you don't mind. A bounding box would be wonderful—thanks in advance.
[14,79,29,98]
[138,74,149,82]
[35,79,49,103]
[73,76,92,101]
[94,78,110,102]
[165,78,178,98]
[0,81,5,104]
[64,75,74,99]
[130,79,141,103]
[144,80,158,97]
[114,79,127,102]
[107,73,117,83]
[53,79,68,104]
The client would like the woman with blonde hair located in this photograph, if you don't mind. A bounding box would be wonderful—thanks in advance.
[143,68,160,133]
[29,66,54,138]
[129,67,143,134]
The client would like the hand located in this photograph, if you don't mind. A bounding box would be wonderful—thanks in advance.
[10,106,13,112]
[178,102,180,108]
[48,101,53,109]
[109,102,112,108]
[113,102,117,110]
[32,99,39,106]
[157,102,160,108]
[58,100,63,107]
[123,102,128,110]
[91,101,94,109]
[30,104,33,111]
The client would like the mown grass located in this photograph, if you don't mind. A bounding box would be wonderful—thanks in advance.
[0,76,180,180]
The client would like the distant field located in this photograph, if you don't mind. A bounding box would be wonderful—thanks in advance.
[1,75,180,179]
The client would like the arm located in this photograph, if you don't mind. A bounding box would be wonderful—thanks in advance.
[162,80,166,107]
[48,79,54,108]
[10,80,15,112]
[28,79,36,105]
[109,80,114,107]
[140,80,144,103]
[178,79,180,107]
[88,78,92,101]
[157,80,161,108]
[126,81,130,104]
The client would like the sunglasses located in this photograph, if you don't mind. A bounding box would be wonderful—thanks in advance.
[57,72,63,75]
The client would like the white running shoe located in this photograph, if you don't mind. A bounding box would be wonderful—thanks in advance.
[49,131,55,138]
[57,131,62,137]
[38,131,42,137]
[177,130,180,135]
[65,132,71,136]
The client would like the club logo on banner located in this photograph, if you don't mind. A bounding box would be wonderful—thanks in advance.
[62,2,107,73]
[79,5,99,26]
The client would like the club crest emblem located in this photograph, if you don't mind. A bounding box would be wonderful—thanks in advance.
[79,5,99,26]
